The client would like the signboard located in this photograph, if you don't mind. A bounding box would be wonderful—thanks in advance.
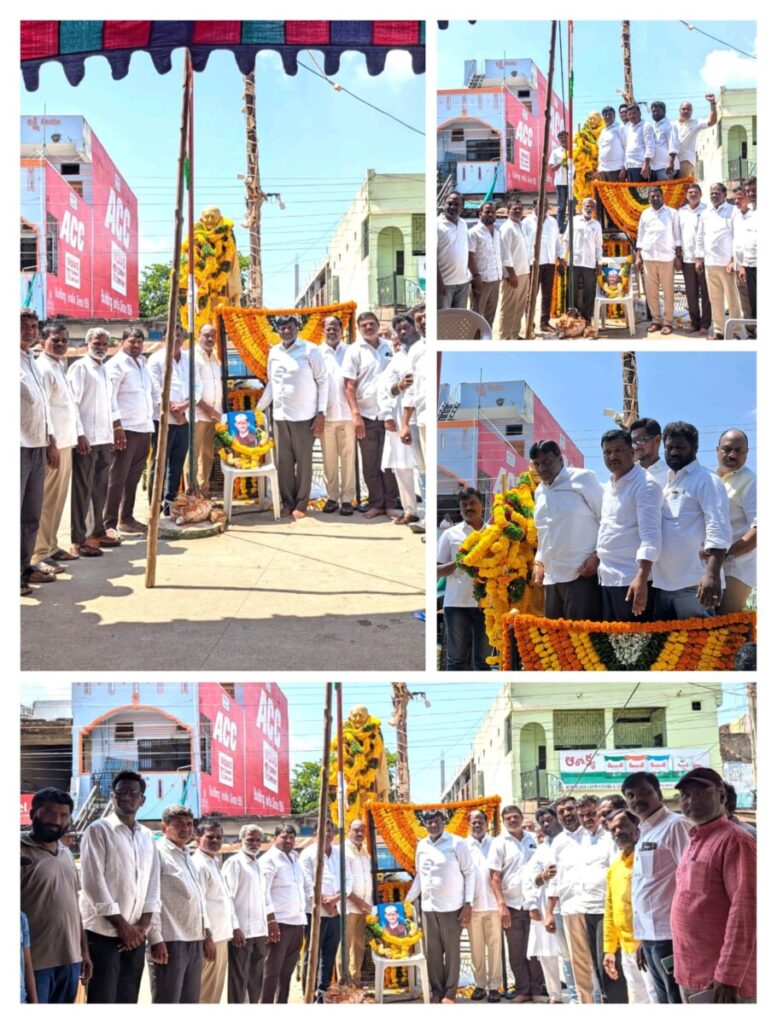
[21,793,35,826]
[44,165,93,318]
[559,748,710,788]
[198,683,290,816]
[90,129,139,318]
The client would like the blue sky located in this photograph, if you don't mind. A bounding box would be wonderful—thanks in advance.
[21,47,424,307]
[441,350,756,482]
[438,20,757,113]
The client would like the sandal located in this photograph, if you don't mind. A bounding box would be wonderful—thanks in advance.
[74,543,103,558]
[95,530,122,547]
[647,323,661,333]
[52,547,79,561]
[660,325,672,335]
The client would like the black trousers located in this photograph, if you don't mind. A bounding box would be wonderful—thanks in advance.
[745,265,757,320]
[583,913,628,1004]
[104,430,151,530]
[148,939,202,1003]
[302,914,340,997]
[21,446,46,576]
[544,576,602,621]
[274,417,315,512]
[681,262,711,331]
[227,935,265,1003]
[538,263,556,327]
[572,266,597,322]
[149,420,189,507]
[357,417,399,511]
[71,443,112,545]
[504,908,544,996]
[260,923,304,1003]
[601,583,655,623]
[85,930,146,1004]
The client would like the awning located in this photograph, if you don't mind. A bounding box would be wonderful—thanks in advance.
[21,20,425,91]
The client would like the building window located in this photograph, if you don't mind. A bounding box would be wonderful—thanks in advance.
[200,713,212,775]
[692,700,702,711]
[451,128,464,142]
[466,137,500,161]
[331,275,340,303]
[506,124,515,163]
[395,249,405,275]
[553,709,605,749]
[137,736,190,772]
[60,162,80,176]
[613,707,666,748]
[538,744,547,770]
[504,713,512,754]
[411,213,425,256]
[20,222,38,272]
[361,218,369,260]
[114,721,134,741]
[45,213,58,275]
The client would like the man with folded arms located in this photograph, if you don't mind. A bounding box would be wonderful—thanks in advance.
[79,771,159,1003]
[597,428,662,622]
[222,824,267,1003]
[192,819,243,1003]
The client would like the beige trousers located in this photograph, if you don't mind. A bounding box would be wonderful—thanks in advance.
[679,160,695,179]
[719,575,753,614]
[339,912,367,983]
[469,279,501,327]
[466,909,503,990]
[493,273,531,339]
[321,420,356,503]
[32,446,72,563]
[185,420,216,493]
[705,264,743,336]
[562,913,595,1004]
[200,939,228,1003]
[643,260,676,327]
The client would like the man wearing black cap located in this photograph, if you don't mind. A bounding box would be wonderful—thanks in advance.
[671,767,756,1003]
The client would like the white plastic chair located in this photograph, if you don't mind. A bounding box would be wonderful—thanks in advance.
[723,317,756,340]
[593,257,636,336]
[372,949,430,1003]
[221,442,281,522]
[437,308,492,340]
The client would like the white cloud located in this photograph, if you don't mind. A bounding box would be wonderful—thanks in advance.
[700,45,757,90]
[341,49,416,94]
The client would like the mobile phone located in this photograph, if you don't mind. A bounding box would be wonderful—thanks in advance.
[687,989,714,1004]
[660,954,674,974]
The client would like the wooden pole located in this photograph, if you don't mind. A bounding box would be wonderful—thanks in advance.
[525,21,557,339]
[242,72,264,306]
[186,64,197,493]
[335,683,349,985]
[621,351,639,426]
[621,21,634,105]
[566,21,575,312]
[390,682,411,803]
[304,682,333,1003]
[145,51,191,588]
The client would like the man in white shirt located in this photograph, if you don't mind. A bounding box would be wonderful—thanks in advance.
[597,106,626,181]
[597,428,662,622]
[695,182,743,340]
[192,820,242,1003]
[673,95,717,179]
[493,200,532,339]
[531,439,603,621]
[467,202,502,327]
[299,819,351,1001]
[222,824,267,1003]
[523,200,564,332]
[549,131,572,233]
[406,810,473,1003]
[260,824,309,1003]
[677,184,711,334]
[342,312,398,518]
[734,176,757,325]
[563,198,602,324]
[68,329,118,556]
[652,421,732,620]
[341,819,373,985]
[319,316,356,515]
[465,810,502,1002]
[258,315,328,520]
[188,323,223,494]
[148,322,200,516]
[715,428,756,613]
[487,805,543,1002]
[731,187,754,332]
[629,418,670,489]
[437,487,491,670]
[437,191,471,310]
[648,101,678,181]
[147,806,211,1004]
[399,330,427,532]
[79,771,160,1003]
[377,314,421,525]
[624,103,655,182]
[32,324,86,576]
[104,327,154,538]
[636,187,682,334]
[621,771,690,1003]
[20,308,58,594]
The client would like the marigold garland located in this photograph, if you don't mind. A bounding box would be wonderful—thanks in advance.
[502,611,756,672]
[328,714,388,835]
[455,473,542,664]
[366,797,501,873]
[593,178,695,239]
[572,111,605,205]
[179,215,239,336]
[219,302,357,382]
[213,418,273,470]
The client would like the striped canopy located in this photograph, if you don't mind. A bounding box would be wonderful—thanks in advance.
[21,20,425,90]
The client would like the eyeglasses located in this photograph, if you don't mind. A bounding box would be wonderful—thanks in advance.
[630,435,655,446]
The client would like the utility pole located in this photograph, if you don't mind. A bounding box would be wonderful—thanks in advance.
[389,682,431,803]
[621,21,634,105]
[621,352,639,426]
[242,73,264,306]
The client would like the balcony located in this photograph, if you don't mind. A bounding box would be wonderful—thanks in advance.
[727,158,756,185]
[377,274,423,310]
[520,769,564,802]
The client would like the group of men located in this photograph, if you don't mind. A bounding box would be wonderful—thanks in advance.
[437,94,756,340]
[439,417,755,669]
[20,775,375,1004]
[20,302,428,597]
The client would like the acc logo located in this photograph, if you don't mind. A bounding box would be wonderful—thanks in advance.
[60,210,85,252]
[213,711,237,751]
[104,188,131,247]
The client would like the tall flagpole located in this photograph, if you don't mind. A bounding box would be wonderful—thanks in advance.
[335,683,349,984]
[186,65,197,493]
[566,22,575,312]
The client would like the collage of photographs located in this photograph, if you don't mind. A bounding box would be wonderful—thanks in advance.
[17,14,758,1009]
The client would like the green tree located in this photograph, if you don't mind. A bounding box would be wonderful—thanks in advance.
[291,760,322,814]
[139,261,173,318]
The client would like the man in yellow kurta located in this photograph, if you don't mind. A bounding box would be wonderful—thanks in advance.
[603,808,656,1003]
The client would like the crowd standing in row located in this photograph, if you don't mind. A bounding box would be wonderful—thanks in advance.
[438,418,755,669]
[20,768,755,1004]
[20,304,427,597]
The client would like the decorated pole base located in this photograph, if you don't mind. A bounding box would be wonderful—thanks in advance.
[157,516,227,540]
[502,611,756,671]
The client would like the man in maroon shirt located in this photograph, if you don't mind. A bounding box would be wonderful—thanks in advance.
[671,767,756,1003]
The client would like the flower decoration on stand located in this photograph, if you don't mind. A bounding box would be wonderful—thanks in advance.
[455,473,542,664]
[593,179,693,239]
[573,111,605,205]
[213,416,273,470]
[502,611,756,671]
[179,208,240,336]
[328,706,390,835]
[366,902,423,960]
